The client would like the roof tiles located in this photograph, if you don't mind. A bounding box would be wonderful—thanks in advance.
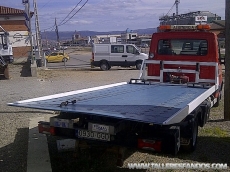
[0,6,25,15]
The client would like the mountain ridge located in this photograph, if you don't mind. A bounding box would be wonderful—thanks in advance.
[41,28,157,41]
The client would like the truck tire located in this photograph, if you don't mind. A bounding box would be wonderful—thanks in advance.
[136,61,142,70]
[100,61,110,71]
[181,116,198,152]
[213,91,221,107]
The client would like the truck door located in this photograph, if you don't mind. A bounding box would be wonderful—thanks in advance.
[110,45,125,66]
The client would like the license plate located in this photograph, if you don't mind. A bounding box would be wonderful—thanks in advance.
[76,129,110,141]
[54,119,71,128]
[92,123,109,133]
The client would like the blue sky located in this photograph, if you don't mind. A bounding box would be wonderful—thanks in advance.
[1,0,225,32]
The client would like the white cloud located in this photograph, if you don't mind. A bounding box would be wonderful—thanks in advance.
[69,20,93,24]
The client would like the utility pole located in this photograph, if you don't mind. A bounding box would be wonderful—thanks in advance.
[23,0,34,64]
[55,18,60,49]
[224,0,230,120]
[175,0,180,16]
[33,0,42,66]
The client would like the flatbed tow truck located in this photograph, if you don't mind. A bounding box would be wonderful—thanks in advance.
[8,25,223,163]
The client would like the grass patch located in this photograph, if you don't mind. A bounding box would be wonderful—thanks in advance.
[199,126,229,138]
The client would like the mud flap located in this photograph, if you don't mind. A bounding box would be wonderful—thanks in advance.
[162,126,180,155]
[200,100,211,127]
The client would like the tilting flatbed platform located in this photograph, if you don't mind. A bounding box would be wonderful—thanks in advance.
[8,81,216,125]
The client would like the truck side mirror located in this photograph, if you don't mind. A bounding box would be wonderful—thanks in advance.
[135,50,140,55]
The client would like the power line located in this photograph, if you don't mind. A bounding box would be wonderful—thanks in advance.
[41,24,56,31]
[58,0,89,26]
[59,0,83,26]
[165,2,176,16]
[39,0,52,10]
[37,0,89,32]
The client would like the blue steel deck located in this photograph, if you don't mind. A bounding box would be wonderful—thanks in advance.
[9,82,210,125]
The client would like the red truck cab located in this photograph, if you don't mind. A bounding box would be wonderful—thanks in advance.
[147,25,223,106]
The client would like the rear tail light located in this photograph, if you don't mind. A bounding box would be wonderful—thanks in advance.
[92,52,94,60]
[138,139,162,152]
[38,122,56,135]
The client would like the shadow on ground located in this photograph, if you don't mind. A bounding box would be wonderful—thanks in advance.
[47,135,230,172]
[0,128,29,172]
[19,62,31,77]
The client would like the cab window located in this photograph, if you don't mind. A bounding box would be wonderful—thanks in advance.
[158,39,208,56]
[111,45,124,53]
[126,45,136,54]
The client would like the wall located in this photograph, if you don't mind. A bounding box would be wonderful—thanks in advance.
[12,46,31,58]
[0,16,31,58]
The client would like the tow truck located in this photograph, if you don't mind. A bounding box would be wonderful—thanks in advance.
[8,25,223,160]
[0,25,13,79]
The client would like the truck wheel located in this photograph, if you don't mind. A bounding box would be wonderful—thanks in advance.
[100,62,109,71]
[181,116,198,152]
[136,61,142,70]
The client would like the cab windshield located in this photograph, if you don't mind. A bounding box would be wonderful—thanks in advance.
[158,39,208,56]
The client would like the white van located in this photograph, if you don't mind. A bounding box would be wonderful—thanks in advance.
[91,43,148,70]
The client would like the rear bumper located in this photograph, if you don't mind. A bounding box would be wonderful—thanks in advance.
[90,59,100,67]
[38,120,180,155]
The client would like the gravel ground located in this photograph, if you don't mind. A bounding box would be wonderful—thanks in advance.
[0,62,230,172]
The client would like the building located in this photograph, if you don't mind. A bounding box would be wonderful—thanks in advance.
[210,20,225,37]
[159,11,221,25]
[121,28,137,44]
[94,34,121,44]
[0,6,33,59]
[210,20,225,48]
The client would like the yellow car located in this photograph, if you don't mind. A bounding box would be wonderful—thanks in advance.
[45,52,69,63]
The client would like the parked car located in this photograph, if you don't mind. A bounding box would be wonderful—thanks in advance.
[60,46,68,50]
[91,43,148,70]
[45,52,69,63]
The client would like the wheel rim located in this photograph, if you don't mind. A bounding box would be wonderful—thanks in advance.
[101,63,108,70]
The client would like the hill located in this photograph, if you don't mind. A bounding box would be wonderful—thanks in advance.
[41,28,157,41]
